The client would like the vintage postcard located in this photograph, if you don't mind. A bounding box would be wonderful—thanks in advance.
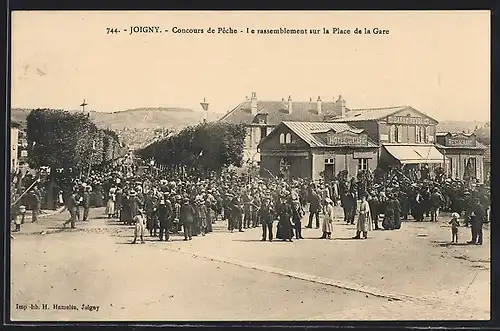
[9,10,490,322]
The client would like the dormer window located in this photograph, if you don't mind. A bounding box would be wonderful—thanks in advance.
[253,113,268,124]
[279,133,285,144]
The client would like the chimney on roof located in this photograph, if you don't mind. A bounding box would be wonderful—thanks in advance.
[287,95,293,114]
[336,95,346,118]
[250,92,258,115]
[317,96,322,115]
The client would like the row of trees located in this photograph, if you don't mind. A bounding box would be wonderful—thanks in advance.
[26,109,126,172]
[137,122,247,174]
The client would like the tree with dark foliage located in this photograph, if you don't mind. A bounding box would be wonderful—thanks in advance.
[137,122,246,174]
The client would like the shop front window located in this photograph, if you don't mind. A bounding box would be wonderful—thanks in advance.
[358,158,368,171]
[463,157,477,180]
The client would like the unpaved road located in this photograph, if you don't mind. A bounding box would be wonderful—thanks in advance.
[10,207,490,321]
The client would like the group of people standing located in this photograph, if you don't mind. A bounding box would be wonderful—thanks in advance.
[47,161,490,247]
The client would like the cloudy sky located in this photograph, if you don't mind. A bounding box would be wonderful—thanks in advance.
[11,10,490,121]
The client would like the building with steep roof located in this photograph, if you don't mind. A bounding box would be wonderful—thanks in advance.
[258,121,378,181]
[218,92,349,162]
[330,105,446,180]
[219,92,461,181]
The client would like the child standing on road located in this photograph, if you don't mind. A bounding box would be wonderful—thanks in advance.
[449,212,460,243]
[12,205,26,232]
[132,209,146,244]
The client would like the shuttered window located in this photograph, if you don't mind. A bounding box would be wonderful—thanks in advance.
[389,125,396,142]
[397,125,403,142]
[425,126,433,142]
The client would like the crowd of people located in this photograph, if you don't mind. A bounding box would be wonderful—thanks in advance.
[11,160,491,246]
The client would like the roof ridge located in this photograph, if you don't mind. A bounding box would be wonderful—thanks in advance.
[218,101,247,122]
[350,105,407,111]
[258,100,337,103]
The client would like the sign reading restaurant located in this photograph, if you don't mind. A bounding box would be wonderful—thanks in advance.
[446,135,476,148]
[387,115,433,126]
[327,132,368,146]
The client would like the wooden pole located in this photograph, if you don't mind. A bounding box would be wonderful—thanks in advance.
[12,177,40,206]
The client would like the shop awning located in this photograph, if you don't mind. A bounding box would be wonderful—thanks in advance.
[383,145,444,164]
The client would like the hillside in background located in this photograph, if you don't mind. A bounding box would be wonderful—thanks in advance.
[11,107,222,149]
[11,108,489,148]
[435,120,489,134]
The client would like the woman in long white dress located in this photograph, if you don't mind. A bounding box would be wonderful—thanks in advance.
[106,187,116,219]
[321,198,334,239]
[353,194,372,239]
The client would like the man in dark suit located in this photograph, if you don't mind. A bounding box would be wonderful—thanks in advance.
[30,187,41,223]
[259,197,274,241]
[63,192,78,229]
[180,197,195,241]
[157,199,173,241]
[468,198,485,245]
[306,190,321,228]
[82,186,91,221]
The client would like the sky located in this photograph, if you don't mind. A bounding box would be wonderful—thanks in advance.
[11,10,490,121]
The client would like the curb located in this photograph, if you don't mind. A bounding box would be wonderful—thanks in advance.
[12,207,67,236]
[39,206,66,218]
[23,206,66,221]
[165,247,413,302]
[165,246,489,314]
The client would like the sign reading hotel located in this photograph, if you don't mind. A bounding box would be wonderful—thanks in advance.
[446,135,476,148]
[387,115,433,126]
[327,132,368,146]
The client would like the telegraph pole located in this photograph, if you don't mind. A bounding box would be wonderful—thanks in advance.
[200,98,209,123]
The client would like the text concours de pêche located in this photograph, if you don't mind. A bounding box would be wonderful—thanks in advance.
[107,26,390,36]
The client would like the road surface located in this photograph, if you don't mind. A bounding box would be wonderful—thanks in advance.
[10,207,490,321]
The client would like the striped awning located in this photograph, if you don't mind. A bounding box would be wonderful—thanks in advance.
[383,145,444,164]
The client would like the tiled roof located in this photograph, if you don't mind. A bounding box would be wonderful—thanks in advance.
[281,121,378,148]
[484,148,491,163]
[436,131,475,137]
[330,106,438,123]
[218,100,350,125]
[435,142,488,150]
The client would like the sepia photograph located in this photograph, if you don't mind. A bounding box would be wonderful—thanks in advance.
[8,10,490,322]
